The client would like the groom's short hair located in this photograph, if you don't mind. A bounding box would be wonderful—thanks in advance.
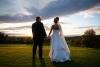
[36,16,41,20]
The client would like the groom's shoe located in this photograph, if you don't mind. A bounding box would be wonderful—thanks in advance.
[39,57,43,59]
[39,57,43,60]
[33,56,35,59]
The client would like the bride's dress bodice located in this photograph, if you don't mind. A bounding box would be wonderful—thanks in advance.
[52,29,60,36]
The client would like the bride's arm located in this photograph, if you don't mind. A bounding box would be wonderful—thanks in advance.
[48,25,53,37]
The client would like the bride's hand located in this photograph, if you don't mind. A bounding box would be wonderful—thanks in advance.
[47,35,50,39]
[44,36,50,40]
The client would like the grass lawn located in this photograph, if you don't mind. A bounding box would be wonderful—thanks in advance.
[0,44,100,67]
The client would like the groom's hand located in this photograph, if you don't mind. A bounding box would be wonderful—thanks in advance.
[44,36,48,40]
[47,36,50,39]
[44,36,49,40]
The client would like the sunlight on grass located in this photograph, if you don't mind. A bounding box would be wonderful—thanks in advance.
[0,44,100,67]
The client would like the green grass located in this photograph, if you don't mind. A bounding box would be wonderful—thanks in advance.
[0,44,100,67]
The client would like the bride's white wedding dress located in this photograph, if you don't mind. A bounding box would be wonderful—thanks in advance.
[49,24,71,62]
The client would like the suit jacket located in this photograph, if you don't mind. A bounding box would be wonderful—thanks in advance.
[32,22,47,39]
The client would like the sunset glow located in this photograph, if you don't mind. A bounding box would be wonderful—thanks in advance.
[0,0,100,37]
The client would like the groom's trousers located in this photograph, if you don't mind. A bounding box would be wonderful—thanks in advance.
[33,38,44,58]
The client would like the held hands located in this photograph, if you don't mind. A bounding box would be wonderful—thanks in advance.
[44,36,50,40]
[47,35,50,40]
[48,35,50,38]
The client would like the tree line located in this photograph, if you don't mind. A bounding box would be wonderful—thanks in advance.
[67,29,100,48]
[0,32,32,44]
[0,29,100,48]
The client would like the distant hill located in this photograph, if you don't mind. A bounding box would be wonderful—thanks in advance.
[0,32,100,48]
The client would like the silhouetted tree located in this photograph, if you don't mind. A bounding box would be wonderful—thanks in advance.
[81,29,99,48]
[83,29,96,36]
[0,32,8,43]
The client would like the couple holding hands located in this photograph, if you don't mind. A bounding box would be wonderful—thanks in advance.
[32,16,71,62]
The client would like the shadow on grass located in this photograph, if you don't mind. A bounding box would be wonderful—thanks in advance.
[40,58,46,67]
[32,59,36,67]
[32,58,46,67]
[53,60,83,67]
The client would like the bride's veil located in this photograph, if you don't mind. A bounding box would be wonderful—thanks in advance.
[59,24,64,38]
[59,24,70,52]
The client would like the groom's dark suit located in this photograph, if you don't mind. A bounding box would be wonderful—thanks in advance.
[32,21,47,59]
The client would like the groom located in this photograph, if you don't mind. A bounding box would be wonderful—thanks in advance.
[32,16,47,59]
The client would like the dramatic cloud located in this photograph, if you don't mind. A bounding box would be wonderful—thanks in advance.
[76,6,100,18]
[27,0,100,18]
[0,0,100,36]
[87,6,100,13]
[0,15,34,22]
[0,25,50,31]
[0,0,25,16]
[0,0,100,21]
[24,0,54,10]
[0,26,31,30]
[0,0,32,22]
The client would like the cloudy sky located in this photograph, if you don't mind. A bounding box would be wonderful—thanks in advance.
[0,0,100,36]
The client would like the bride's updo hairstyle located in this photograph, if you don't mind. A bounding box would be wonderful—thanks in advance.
[54,18,57,23]
[53,17,60,30]
[54,17,59,24]
[55,17,59,21]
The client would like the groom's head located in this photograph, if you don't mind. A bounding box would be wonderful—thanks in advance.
[36,16,41,22]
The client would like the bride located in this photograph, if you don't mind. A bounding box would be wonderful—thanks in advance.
[48,17,71,62]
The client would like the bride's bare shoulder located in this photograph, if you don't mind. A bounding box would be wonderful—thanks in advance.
[51,24,60,30]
